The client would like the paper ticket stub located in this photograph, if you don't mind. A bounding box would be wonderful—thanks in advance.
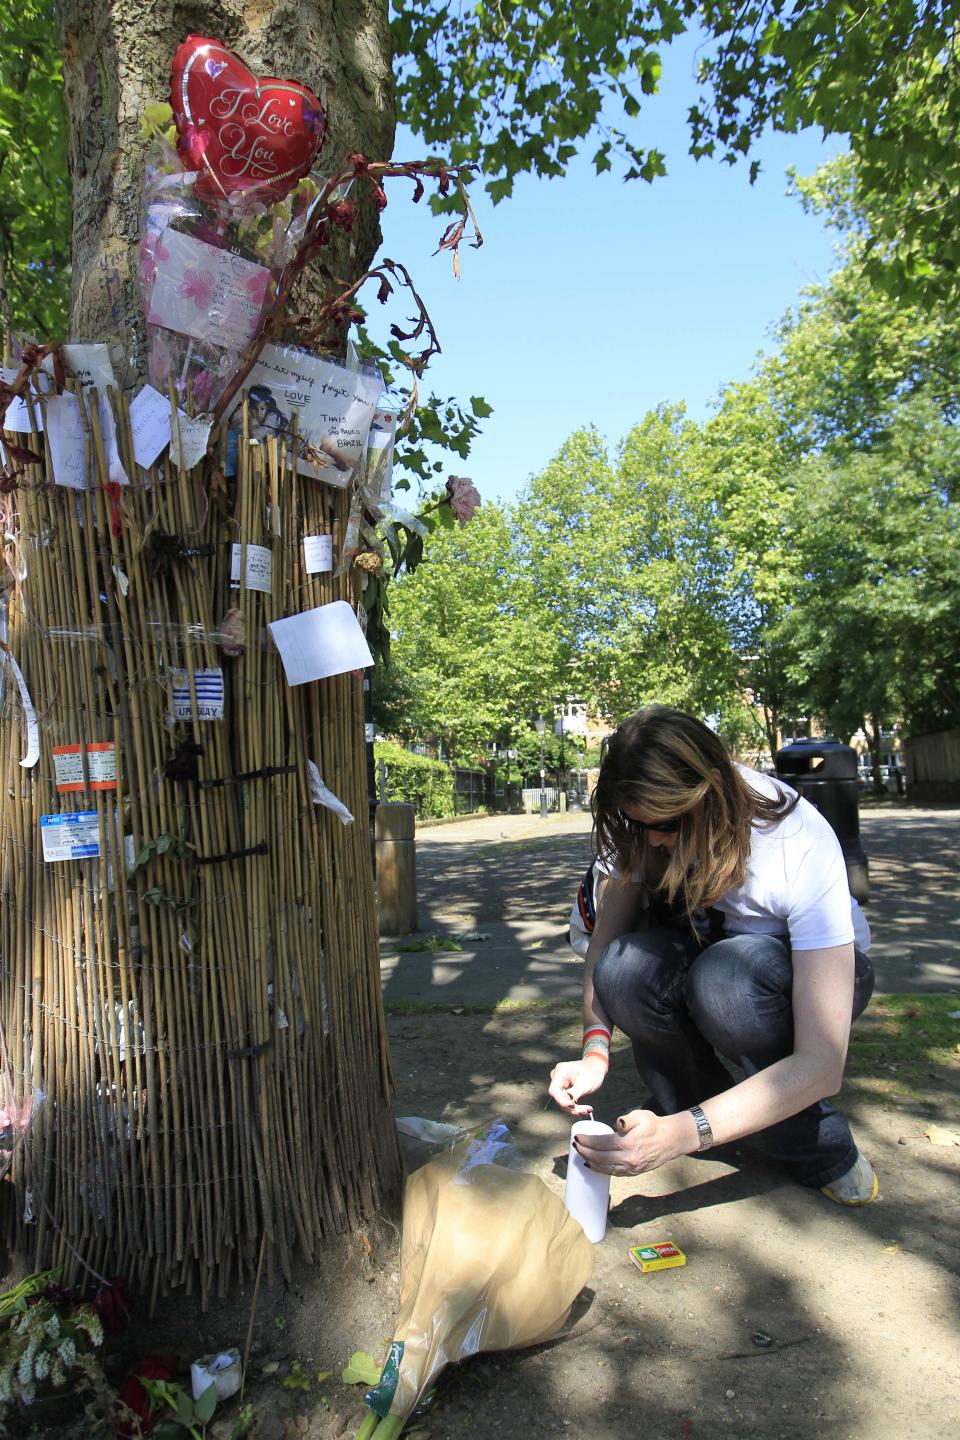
[40,812,101,861]
[628,1242,686,1273]
[53,742,117,792]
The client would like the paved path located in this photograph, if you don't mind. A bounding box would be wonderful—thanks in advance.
[380,803,960,1003]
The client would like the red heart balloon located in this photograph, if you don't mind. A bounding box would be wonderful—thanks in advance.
[170,36,327,203]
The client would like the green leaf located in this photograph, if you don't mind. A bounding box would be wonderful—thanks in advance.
[194,1383,217,1424]
[470,396,493,418]
[341,1350,382,1386]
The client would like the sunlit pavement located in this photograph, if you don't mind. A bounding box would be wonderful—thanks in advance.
[379,805,960,1003]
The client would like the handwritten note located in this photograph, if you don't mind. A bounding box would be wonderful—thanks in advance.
[303,534,333,574]
[148,230,270,350]
[226,343,383,487]
[45,393,88,489]
[42,343,116,394]
[130,384,179,469]
[268,601,373,686]
[170,413,213,471]
[230,542,273,594]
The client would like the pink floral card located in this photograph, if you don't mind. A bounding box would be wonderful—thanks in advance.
[147,229,270,351]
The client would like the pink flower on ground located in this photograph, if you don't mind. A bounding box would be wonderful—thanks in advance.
[179,267,216,309]
[445,475,481,526]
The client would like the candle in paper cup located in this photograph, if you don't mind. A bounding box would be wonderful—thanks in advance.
[564,1120,613,1242]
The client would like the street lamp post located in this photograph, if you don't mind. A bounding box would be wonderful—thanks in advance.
[535,715,548,820]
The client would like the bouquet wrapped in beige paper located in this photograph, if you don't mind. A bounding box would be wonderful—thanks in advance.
[356,1123,594,1438]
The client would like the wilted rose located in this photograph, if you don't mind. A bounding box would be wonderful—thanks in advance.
[445,475,480,526]
[354,548,384,574]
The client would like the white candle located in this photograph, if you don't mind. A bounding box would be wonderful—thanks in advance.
[564,1119,614,1242]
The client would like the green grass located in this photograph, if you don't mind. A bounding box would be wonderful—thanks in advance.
[844,994,960,1103]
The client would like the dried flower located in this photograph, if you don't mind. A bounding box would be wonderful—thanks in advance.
[354,549,384,575]
[445,475,481,526]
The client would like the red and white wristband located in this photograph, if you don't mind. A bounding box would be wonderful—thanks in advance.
[582,1025,612,1068]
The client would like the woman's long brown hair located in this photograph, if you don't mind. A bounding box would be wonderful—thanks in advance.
[592,705,798,922]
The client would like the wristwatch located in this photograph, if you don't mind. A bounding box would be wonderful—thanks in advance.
[689,1104,714,1152]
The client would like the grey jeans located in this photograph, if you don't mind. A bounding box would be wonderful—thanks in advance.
[592,927,874,1188]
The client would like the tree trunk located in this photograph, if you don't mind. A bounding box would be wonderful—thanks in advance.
[867,712,885,793]
[13,1,404,1297]
[59,0,395,384]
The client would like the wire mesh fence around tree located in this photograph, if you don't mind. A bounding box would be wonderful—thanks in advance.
[0,387,401,1306]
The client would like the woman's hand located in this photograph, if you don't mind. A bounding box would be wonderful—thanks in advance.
[548,1056,606,1116]
[572,1108,694,1175]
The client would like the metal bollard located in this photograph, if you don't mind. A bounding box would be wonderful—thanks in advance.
[375,803,417,936]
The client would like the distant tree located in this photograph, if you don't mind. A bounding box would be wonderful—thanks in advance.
[773,404,960,759]
[374,503,563,761]
[514,408,741,722]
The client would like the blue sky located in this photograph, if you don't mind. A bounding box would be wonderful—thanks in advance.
[378,30,844,507]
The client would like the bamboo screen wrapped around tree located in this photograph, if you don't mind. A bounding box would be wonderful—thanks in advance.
[0,389,401,1305]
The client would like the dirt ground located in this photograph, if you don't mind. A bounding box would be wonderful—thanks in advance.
[9,807,960,1440]
[54,997,954,1440]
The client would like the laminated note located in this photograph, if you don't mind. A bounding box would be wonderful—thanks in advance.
[226,343,382,486]
[40,812,101,861]
[268,601,373,686]
[229,542,273,594]
[147,230,270,350]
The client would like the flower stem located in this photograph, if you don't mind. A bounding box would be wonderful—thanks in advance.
[372,1416,405,1439]
[354,1411,380,1440]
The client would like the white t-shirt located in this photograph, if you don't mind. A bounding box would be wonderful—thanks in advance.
[713,765,871,952]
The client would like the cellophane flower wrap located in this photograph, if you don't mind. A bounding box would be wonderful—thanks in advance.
[139,130,325,411]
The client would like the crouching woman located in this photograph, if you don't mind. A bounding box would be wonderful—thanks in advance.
[548,706,878,1205]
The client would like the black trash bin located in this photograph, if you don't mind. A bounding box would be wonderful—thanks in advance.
[774,737,869,903]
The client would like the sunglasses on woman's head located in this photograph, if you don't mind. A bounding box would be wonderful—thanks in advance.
[624,815,682,833]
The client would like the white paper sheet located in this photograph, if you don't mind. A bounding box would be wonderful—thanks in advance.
[170,413,213,471]
[130,384,178,469]
[45,393,88,489]
[226,344,382,487]
[148,230,269,350]
[307,760,354,825]
[42,343,116,394]
[268,601,373,686]
[97,397,129,485]
[229,542,273,594]
[303,534,333,574]
[0,645,40,768]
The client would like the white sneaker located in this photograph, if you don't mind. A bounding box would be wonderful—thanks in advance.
[821,1150,879,1205]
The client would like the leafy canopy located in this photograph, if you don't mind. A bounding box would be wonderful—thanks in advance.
[0,0,70,336]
